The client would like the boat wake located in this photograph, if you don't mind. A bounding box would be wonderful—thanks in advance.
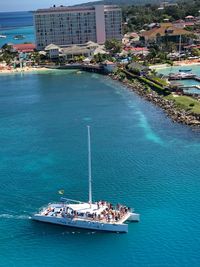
[136,110,163,145]
[0,214,30,220]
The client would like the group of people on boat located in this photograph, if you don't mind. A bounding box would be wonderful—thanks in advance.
[43,200,131,223]
[96,206,130,222]
[95,201,131,222]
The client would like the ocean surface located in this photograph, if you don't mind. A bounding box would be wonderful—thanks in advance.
[0,12,34,47]
[0,12,200,266]
[0,70,200,266]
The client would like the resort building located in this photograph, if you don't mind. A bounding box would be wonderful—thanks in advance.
[34,5,122,50]
[44,41,106,60]
[140,23,192,45]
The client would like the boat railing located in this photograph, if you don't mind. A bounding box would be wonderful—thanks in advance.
[60,197,85,204]
[68,209,131,223]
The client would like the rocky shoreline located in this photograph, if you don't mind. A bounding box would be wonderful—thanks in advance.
[110,73,200,128]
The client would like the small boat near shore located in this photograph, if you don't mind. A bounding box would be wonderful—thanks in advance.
[32,126,140,233]
[179,69,192,72]
[0,34,6,38]
[13,35,25,40]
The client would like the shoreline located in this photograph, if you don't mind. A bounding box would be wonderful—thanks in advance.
[1,65,200,128]
[150,60,200,70]
[110,72,200,128]
[0,66,49,74]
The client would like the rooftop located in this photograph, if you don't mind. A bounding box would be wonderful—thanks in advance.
[141,23,191,39]
[12,43,36,52]
[124,47,148,51]
[35,5,121,14]
[45,44,61,51]
[61,45,91,55]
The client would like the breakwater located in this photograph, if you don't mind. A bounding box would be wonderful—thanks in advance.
[111,70,200,127]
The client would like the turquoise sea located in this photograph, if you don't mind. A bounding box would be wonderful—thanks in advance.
[158,65,200,77]
[1,11,200,266]
[0,70,200,266]
[0,12,34,47]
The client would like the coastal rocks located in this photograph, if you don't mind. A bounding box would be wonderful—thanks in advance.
[110,73,200,127]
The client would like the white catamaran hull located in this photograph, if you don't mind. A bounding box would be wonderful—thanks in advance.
[32,214,129,233]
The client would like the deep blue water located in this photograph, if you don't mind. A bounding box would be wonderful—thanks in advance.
[0,11,33,30]
[0,70,200,266]
[0,11,34,47]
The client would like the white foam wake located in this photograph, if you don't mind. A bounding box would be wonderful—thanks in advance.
[0,214,30,219]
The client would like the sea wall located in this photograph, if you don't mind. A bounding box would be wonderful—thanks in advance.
[111,71,200,127]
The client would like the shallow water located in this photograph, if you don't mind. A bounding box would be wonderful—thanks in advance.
[0,71,200,266]
[157,64,200,76]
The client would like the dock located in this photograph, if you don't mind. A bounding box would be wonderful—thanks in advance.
[181,85,200,90]
[168,73,196,80]
[168,72,200,83]
[45,63,108,74]
[81,64,106,74]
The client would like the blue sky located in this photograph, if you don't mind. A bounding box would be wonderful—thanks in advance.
[0,0,97,12]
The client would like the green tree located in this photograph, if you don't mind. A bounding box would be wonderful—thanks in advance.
[105,39,122,55]
[0,44,16,65]
[30,51,41,64]
[191,48,200,57]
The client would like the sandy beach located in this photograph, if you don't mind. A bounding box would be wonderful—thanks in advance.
[0,66,49,74]
[150,59,200,70]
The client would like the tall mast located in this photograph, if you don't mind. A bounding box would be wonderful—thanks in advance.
[179,35,182,62]
[87,126,92,204]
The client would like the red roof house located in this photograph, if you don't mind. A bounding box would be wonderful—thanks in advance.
[12,43,36,53]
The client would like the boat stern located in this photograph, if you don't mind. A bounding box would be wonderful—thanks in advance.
[127,212,140,222]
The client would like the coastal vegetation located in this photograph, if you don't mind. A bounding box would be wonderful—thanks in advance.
[122,0,200,32]
[165,94,200,114]
[111,66,200,126]
[0,44,16,64]
[105,39,122,54]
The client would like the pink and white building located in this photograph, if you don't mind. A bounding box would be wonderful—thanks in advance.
[34,5,122,50]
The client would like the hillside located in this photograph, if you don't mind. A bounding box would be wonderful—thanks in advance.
[74,0,177,7]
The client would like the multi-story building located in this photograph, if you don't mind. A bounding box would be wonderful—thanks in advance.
[34,5,122,50]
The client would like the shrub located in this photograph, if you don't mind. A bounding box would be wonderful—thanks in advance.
[119,72,126,81]
[189,103,195,107]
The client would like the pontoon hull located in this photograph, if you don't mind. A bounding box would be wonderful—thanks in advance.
[32,214,128,233]
[127,212,140,222]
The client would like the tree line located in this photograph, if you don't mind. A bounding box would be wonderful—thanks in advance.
[122,0,200,32]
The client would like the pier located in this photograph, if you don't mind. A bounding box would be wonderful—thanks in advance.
[45,63,107,74]
[168,73,196,80]
[181,85,200,90]
[168,73,200,83]
[81,64,106,74]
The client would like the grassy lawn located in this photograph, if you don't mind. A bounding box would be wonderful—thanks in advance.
[165,94,200,114]
[150,76,168,86]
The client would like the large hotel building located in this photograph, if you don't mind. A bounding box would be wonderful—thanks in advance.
[34,5,122,50]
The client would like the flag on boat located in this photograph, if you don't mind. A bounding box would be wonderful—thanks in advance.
[58,189,64,195]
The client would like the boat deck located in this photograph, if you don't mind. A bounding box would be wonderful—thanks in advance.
[39,202,132,225]
[72,212,131,224]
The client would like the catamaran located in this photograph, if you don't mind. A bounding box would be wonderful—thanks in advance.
[0,34,6,38]
[32,126,139,233]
